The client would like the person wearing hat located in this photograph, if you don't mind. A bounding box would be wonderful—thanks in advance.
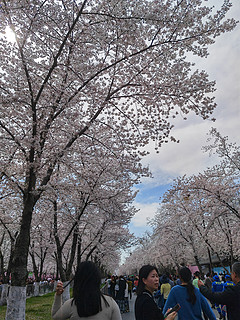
[223,275,234,290]
[198,262,240,320]
[211,275,224,319]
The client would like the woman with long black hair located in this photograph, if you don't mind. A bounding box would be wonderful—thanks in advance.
[163,266,216,320]
[51,261,121,319]
[135,265,177,320]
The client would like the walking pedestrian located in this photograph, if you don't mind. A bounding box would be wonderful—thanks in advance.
[160,274,171,306]
[110,275,116,299]
[115,275,126,313]
[212,274,224,319]
[163,266,216,320]
[192,271,200,288]
[127,277,133,299]
[204,272,215,308]
[106,275,112,296]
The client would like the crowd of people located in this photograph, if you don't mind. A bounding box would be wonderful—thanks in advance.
[135,263,240,320]
[51,261,240,320]
[105,274,138,313]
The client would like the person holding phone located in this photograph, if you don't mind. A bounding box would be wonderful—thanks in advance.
[163,267,216,320]
[134,265,177,320]
[51,261,122,319]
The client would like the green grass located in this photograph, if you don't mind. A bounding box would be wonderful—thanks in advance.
[0,292,55,320]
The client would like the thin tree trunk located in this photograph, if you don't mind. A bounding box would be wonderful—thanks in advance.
[207,247,213,275]
[77,236,82,266]
[194,255,203,276]
[65,227,78,279]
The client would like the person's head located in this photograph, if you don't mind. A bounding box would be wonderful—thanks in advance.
[74,261,101,293]
[213,275,220,281]
[160,274,168,284]
[179,266,192,283]
[231,262,240,284]
[194,271,200,279]
[73,261,108,317]
[136,265,159,295]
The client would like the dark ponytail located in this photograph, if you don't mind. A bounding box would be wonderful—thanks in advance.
[179,267,196,305]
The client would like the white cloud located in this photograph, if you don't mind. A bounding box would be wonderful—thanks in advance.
[139,0,240,186]
[131,0,240,238]
[132,201,159,227]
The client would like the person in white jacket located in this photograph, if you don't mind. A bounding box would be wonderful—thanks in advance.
[52,261,121,320]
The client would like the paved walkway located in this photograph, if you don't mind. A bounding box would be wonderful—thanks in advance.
[122,294,136,320]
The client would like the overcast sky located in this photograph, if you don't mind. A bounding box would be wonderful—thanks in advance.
[130,0,240,238]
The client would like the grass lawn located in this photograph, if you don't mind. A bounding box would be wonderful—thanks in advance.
[0,292,55,320]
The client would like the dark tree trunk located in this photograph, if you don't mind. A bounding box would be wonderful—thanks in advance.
[207,247,213,275]
[11,198,35,286]
[194,255,203,276]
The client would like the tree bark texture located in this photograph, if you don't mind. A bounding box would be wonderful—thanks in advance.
[34,282,40,297]
[11,199,35,286]
[0,284,9,306]
[6,286,27,320]
[62,282,70,304]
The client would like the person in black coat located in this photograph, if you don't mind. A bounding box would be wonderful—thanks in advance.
[134,265,177,320]
[198,262,240,320]
[116,275,126,313]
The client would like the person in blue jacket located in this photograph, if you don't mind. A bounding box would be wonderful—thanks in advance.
[163,266,216,320]
[212,274,224,318]
[223,275,234,290]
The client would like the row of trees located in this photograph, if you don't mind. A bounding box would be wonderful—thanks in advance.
[0,0,237,318]
[0,133,141,302]
[121,129,240,276]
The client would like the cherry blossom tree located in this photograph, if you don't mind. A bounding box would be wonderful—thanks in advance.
[161,172,240,266]
[202,128,240,218]
[204,128,240,175]
[121,164,240,275]
[27,133,139,300]
[0,0,237,318]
